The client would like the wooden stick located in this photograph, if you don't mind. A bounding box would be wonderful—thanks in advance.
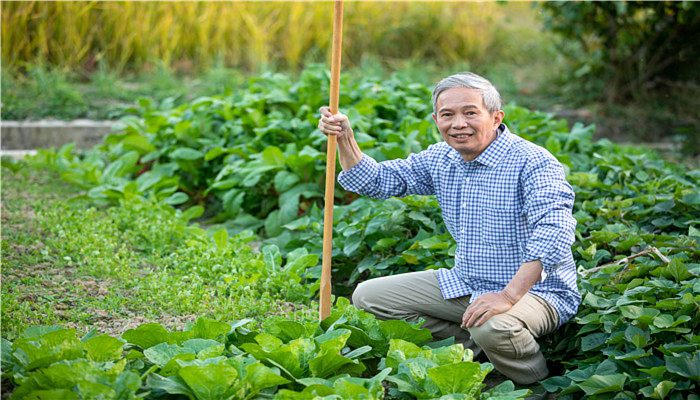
[579,246,670,277]
[320,0,343,321]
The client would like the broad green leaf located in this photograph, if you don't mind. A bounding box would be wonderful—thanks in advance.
[665,352,700,380]
[262,244,282,274]
[581,332,607,351]
[122,323,171,349]
[431,344,471,365]
[182,339,224,358]
[204,147,225,161]
[114,371,142,399]
[418,236,450,250]
[171,147,204,160]
[146,373,195,398]
[181,205,204,222]
[427,361,483,396]
[189,318,231,340]
[653,314,675,329]
[379,320,432,345]
[179,362,238,400]
[308,349,357,378]
[121,133,156,154]
[639,380,676,399]
[315,329,351,353]
[343,233,363,257]
[285,253,319,276]
[84,335,124,362]
[164,192,189,205]
[541,375,572,392]
[578,374,627,396]
[13,329,83,371]
[263,319,309,343]
[624,325,650,348]
[273,171,300,193]
[261,146,285,167]
[666,259,691,282]
[245,362,289,394]
[386,339,430,370]
[144,343,195,367]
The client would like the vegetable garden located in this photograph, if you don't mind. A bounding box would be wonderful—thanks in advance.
[2,65,698,399]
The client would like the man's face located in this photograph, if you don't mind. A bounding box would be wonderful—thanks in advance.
[432,87,504,162]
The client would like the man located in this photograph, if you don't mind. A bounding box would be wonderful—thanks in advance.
[317,72,580,385]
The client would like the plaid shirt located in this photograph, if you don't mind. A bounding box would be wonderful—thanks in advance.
[338,124,580,326]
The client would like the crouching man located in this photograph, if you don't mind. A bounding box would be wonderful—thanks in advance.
[317,72,580,384]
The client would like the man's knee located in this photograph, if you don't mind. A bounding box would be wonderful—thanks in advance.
[468,315,539,359]
[469,317,510,351]
[351,280,375,311]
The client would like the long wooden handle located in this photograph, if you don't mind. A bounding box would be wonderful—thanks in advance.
[320,0,343,321]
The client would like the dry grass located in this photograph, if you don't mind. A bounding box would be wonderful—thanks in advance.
[2,1,544,73]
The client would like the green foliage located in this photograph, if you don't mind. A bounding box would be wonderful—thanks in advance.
[1,65,88,119]
[541,255,699,398]
[0,168,312,340]
[2,302,522,399]
[541,2,700,103]
[12,65,700,398]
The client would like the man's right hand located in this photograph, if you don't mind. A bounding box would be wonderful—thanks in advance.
[317,106,362,171]
[318,106,353,139]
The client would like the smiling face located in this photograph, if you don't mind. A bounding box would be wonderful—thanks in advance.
[432,87,504,162]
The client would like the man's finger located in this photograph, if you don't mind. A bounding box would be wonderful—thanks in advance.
[462,305,475,327]
[321,117,341,125]
[465,306,485,328]
[475,311,491,327]
[319,106,332,117]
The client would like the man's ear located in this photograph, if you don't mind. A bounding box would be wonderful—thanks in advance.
[493,110,505,127]
[432,113,438,124]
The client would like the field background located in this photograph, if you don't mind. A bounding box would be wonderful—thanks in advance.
[4,1,697,158]
[1,2,699,399]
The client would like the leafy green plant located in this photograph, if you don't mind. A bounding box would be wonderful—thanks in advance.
[1,301,516,399]
[16,65,700,399]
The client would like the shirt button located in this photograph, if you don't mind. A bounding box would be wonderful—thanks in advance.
[462,202,467,208]
[464,178,470,183]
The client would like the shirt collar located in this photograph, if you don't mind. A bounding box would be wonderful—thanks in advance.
[446,124,512,168]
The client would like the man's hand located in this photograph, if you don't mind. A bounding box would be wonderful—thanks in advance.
[318,106,353,139]
[461,291,516,328]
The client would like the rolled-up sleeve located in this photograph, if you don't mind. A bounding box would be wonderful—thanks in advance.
[337,147,436,198]
[520,156,577,275]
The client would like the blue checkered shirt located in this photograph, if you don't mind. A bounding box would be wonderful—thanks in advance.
[338,124,580,326]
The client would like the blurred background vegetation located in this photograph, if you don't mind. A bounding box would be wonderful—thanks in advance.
[1,1,698,156]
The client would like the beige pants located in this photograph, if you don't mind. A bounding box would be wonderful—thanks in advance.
[351,270,559,385]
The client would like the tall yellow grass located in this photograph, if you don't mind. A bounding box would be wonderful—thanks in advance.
[2,1,543,73]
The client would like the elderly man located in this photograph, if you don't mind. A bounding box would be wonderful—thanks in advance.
[317,72,580,385]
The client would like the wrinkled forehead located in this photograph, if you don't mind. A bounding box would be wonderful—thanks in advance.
[435,87,487,111]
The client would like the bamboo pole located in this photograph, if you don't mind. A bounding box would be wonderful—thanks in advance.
[320,0,343,321]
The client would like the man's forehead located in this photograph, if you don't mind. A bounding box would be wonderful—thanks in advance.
[438,103,480,113]
[436,88,485,111]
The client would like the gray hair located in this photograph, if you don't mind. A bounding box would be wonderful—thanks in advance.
[432,72,502,114]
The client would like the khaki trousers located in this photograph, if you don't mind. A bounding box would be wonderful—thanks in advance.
[351,270,559,385]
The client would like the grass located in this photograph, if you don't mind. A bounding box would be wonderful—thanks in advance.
[0,163,315,341]
[2,55,563,121]
[2,2,543,73]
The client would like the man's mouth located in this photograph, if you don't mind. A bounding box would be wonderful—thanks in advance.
[450,133,474,139]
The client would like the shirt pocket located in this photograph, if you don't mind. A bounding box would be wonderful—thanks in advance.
[480,207,519,248]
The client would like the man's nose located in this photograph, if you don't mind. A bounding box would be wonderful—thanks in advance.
[452,115,469,129]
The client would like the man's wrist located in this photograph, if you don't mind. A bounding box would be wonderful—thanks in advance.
[500,288,518,306]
